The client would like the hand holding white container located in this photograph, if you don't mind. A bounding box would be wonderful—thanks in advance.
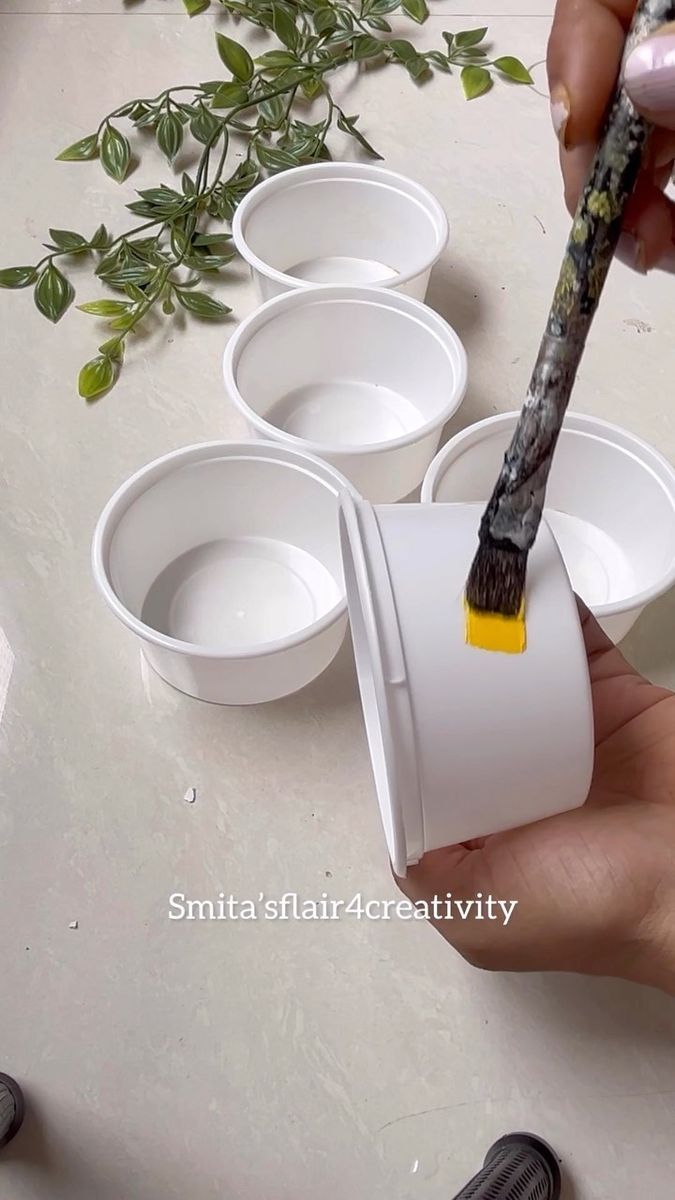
[340,496,594,876]
[92,442,357,705]
[422,412,675,643]
[223,285,468,503]
[232,162,449,302]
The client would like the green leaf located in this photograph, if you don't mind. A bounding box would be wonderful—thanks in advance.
[406,54,430,81]
[455,27,488,48]
[48,228,88,252]
[352,35,382,60]
[101,265,156,288]
[129,102,151,123]
[301,75,324,99]
[156,112,184,163]
[98,337,124,360]
[100,124,131,183]
[108,313,137,331]
[123,282,148,303]
[215,33,254,82]
[95,248,123,277]
[401,0,428,23]
[371,0,399,11]
[190,105,222,144]
[366,16,391,31]
[183,252,235,272]
[426,50,451,72]
[182,172,197,196]
[34,262,74,322]
[78,355,117,401]
[162,295,176,314]
[90,224,111,250]
[182,0,210,14]
[56,133,99,162]
[193,232,233,247]
[258,95,286,127]
[313,7,336,35]
[256,49,298,69]
[211,82,250,108]
[256,142,301,171]
[0,266,38,289]
[461,64,492,99]
[493,55,533,84]
[133,108,160,130]
[175,290,232,318]
[336,112,382,159]
[138,185,183,206]
[126,200,161,219]
[388,39,417,62]
[442,31,454,51]
[457,48,487,61]
[272,3,299,49]
[322,26,354,45]
[77,299,132,316]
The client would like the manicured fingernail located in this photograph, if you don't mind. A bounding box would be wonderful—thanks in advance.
[550,84,570,145]
[625,24,675,113]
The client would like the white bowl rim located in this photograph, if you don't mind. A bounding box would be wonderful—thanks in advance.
[92,440,357,660]
[231,161,450,292]
[222,285,468,457]
[421,409,675,620]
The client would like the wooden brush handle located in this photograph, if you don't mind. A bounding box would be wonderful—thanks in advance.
[480,0,675,554]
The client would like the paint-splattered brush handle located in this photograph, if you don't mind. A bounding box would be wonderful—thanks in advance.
[479,0,675,555]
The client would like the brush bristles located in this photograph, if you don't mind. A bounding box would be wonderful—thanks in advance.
[465,538,527,618]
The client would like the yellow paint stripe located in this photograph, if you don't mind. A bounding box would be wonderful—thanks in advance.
[464,600,526,655]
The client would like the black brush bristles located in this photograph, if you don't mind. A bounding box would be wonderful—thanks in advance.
[465,537,527,618]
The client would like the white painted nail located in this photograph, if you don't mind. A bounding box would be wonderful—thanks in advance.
[625,29,675,113]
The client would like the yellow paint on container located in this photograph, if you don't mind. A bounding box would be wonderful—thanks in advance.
[464,600,526,655]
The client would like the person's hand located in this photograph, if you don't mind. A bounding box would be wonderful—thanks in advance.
[397,605,675,993]
[547,0,675,270]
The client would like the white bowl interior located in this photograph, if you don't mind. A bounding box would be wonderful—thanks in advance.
[106,456,345,651]
[431,425,675,608]
[232,295,462,448]
[239,176,442,286]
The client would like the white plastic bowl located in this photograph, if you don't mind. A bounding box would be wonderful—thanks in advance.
[340,496,594,876]
[223,285,468,503]
[92,442,357,705]
[232,161,449,302]
[422,412,675,643]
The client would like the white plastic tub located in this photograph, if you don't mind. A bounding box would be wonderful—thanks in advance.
[340,496,594,876]
[223,285,467,503]
[92,442,356,705]
[232,162,448,302]
[422,412,675,643]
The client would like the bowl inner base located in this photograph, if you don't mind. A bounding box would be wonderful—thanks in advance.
[546,510,636,605]
[140,536,341,650]
[265,380,424,446]
[283,254,397,286]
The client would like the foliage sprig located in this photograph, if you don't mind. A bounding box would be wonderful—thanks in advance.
[0,1,532,401]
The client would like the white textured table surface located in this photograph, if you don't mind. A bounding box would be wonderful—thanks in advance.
[2,4,675,1199]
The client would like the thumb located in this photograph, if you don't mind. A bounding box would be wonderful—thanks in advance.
[624,23,675,131]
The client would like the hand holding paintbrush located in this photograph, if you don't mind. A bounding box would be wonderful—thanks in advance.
[465,0,675,655]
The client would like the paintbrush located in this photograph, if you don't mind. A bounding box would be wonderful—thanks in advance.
[464,0,675,655]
